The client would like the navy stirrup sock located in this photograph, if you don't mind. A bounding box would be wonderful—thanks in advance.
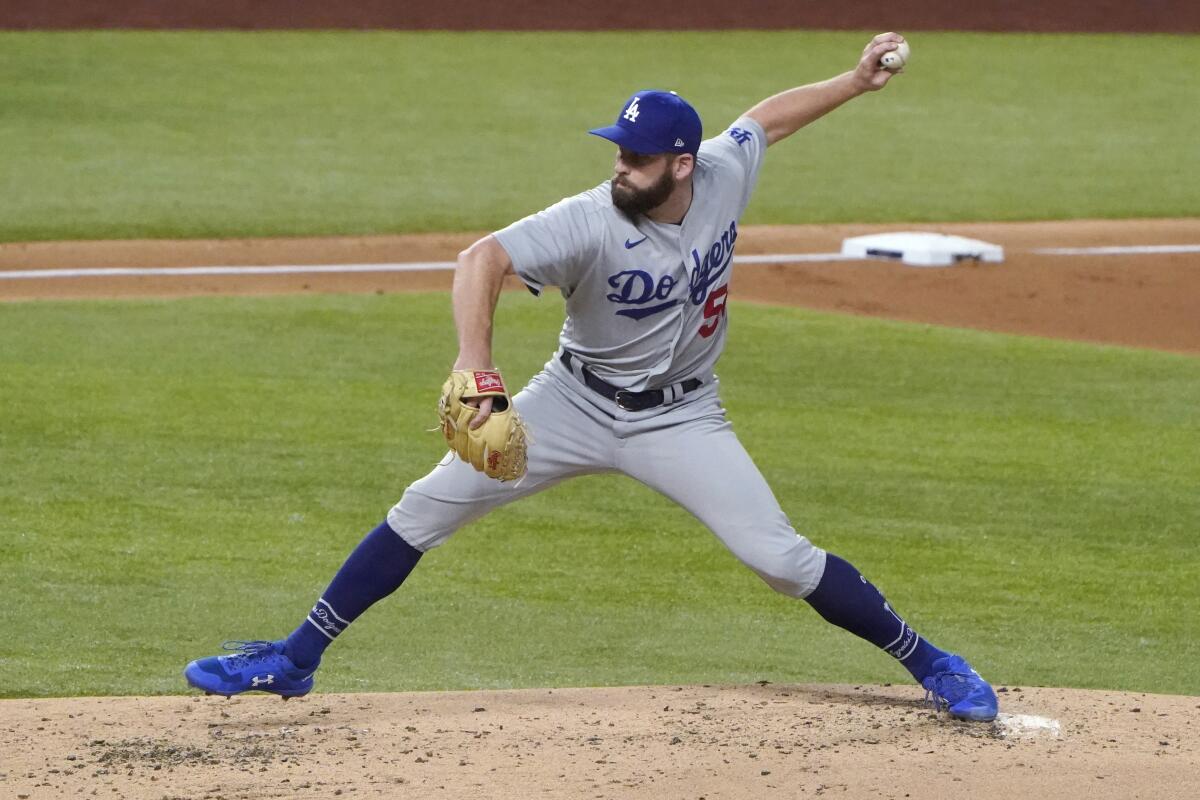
[284,521,423,669]
[804,553,948,684]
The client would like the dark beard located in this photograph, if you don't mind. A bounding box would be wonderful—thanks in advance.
[610,168,676,219]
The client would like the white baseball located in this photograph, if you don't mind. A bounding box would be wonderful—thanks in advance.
[880,41,910,71]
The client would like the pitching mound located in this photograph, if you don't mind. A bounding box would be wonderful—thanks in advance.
[2,683,1196,799]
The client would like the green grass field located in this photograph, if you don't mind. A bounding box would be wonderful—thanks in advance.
[2,293,1197,698]
[1,30,1198,241]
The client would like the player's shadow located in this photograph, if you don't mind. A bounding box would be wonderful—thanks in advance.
[739,681,926,713]
[185,695,333,730]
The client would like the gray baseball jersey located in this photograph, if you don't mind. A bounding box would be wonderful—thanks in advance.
[493,116,767,390]
[389,112,826,601]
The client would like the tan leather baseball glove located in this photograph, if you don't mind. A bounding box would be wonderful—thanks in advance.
[438,369,528,482]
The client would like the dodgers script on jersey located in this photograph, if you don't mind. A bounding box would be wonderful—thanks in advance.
[494,117,767,391]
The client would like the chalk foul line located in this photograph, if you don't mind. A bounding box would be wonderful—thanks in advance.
[0,262,459,280]
[1032,244,1200,256]
[0,254,854,280]
[1,244,1196,281]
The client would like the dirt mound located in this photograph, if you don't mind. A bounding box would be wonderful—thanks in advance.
[2,683,1196,799]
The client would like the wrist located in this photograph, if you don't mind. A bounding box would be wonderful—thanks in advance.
[453,356,494,370]
[839,70,870,98]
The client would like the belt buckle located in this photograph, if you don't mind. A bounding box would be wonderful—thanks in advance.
[614,390,638,411]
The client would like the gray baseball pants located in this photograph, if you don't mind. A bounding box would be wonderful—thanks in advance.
[387,356,826,597]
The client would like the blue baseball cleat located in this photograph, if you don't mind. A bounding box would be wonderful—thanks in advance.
[184,640,316,699]
[922,654,999,722]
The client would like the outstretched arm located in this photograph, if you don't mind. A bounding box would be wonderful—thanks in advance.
[746,32,906,147]
[452,234,514,425]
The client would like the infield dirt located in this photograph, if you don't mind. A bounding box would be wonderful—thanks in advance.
[3,218,1199,354]
[2,684,1197,799]
[2,218,1198,798]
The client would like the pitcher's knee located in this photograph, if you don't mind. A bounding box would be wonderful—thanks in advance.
[386,488,459,552]
[386,469,486,552]
[385,452,522,551]
[745,536,827,599]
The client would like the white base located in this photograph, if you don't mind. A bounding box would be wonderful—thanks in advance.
[841,232,1004,267]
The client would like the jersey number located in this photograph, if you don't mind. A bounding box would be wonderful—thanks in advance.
[698,285,729,338]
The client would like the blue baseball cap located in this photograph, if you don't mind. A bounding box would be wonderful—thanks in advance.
[588,90,702,156]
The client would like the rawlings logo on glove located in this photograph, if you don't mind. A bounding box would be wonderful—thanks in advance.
[438,369,529,482]
[471,370,505,393]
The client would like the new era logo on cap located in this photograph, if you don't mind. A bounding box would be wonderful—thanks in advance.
[588,90,702,155]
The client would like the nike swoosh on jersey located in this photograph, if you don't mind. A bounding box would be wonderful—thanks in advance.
[624,236,648,249]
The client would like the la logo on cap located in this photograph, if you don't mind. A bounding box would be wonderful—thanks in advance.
[588,89,703,156]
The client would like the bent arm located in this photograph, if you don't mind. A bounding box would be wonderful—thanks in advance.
[452,234,514,370]
[746,33,904,147]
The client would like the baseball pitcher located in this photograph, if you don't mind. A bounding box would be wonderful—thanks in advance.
[185,33,998,722]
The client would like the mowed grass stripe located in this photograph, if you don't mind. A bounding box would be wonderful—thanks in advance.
[1,30,1198,242]
[1,293,1197,698]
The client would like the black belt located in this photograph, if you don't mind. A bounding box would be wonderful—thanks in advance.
[559,351,702,412]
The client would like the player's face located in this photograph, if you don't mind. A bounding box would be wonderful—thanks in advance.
[610,149,677,217]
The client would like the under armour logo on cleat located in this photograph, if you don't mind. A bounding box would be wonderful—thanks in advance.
[251,675,275,687]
